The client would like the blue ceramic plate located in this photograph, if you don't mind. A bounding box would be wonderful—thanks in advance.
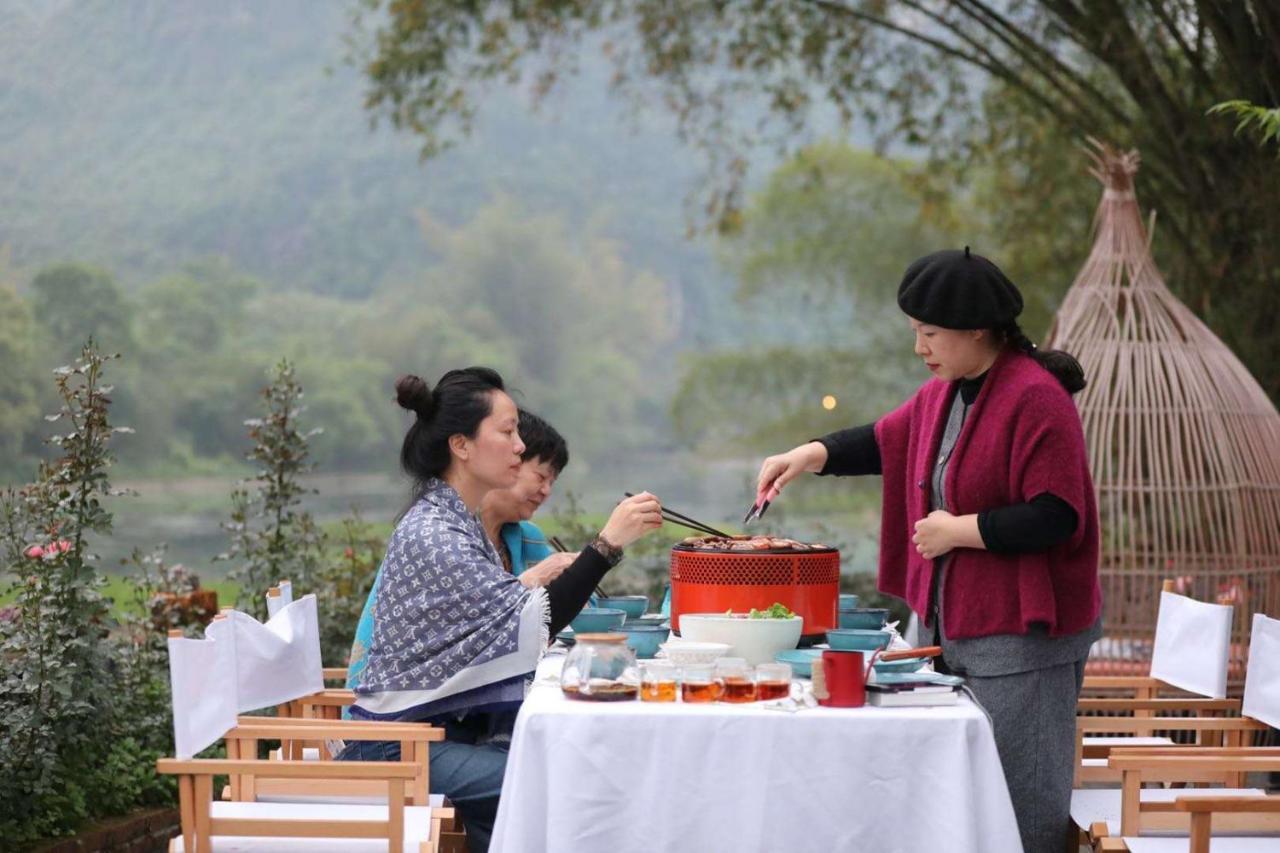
[872,656,927,674]
[774,649,823,678]
[874,672,964,687]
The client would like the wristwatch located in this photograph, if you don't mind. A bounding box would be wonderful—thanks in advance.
[588,534,624,568]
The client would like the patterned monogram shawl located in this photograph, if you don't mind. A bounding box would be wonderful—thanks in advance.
[351,478,549,721]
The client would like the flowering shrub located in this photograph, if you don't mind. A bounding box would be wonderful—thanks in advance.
[0,342,171,844]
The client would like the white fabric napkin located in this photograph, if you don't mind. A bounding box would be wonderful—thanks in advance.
[1242,612,1280,729]
[1149,591,1233,698]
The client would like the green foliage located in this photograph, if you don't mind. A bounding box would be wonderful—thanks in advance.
[0,341,170,845]
[674,143,957,451]
[218,361,326,621]
[29,264,135,361]
[313,510,384,667]
[352,0,1280,401]
[1208,101,1280,150]
[0,284,41,479]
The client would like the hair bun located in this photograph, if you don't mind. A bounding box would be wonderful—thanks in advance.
[395,374,435,419]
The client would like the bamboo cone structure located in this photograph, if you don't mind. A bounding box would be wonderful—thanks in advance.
[1045,141,1280,684]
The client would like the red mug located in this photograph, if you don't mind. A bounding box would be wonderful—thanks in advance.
[818,649,866,708]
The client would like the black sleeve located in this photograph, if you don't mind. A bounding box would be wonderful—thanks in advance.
[978,492,1079,554]
[544,547,612,635]
[814,423,881,476]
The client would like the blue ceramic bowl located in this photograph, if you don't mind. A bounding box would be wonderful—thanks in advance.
[556,629,576,647]
[838,594,860,611]
[596,595,648,621]
[608,624,668,659]
[631,615,670,628]
[570,607,627,633]
[774,649,823,678]
[838,608,889,630]
[872,656,927,674]
[826,628,892,652]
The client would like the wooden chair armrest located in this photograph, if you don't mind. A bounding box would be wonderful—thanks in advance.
[1175,796,1280,813]
[1109,755,1280,772]
[1078,698,1240,713]
[156,758,418,779]
[229,722,445,741]
[1108,746,1280,757]
[1078,716,1267,733]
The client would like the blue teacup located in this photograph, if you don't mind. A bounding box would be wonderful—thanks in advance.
[838,594,860,611]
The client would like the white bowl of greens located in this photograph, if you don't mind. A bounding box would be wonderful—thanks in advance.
[677,604,804,665]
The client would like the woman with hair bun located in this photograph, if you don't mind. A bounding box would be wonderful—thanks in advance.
[339,367,662,851]
[755,249,1101,853]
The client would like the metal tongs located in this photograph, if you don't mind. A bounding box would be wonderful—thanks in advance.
[743,483,780,525]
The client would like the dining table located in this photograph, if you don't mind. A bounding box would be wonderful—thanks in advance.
[489,654,1023,853]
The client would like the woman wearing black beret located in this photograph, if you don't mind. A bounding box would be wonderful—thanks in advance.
[757,248,1102,853]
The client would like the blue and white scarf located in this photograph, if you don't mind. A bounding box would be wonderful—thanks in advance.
[351,479,549,721]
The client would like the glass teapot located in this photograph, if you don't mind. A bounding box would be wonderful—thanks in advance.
[560,632,640,702]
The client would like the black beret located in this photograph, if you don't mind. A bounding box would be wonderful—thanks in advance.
[897,247,1023,329]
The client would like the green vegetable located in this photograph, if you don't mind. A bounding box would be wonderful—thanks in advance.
[725,602,796,619]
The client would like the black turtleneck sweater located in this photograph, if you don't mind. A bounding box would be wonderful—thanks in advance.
[815,372,1078,553]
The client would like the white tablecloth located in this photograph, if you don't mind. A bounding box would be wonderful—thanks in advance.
[491,658,1021,853]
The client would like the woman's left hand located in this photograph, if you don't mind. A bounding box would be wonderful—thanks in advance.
[913,510,960,559]
[519,551,578,588]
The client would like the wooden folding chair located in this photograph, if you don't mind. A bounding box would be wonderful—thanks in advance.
[162,606,459,851]
[157,757,449,852]
[1083,753,1280,851]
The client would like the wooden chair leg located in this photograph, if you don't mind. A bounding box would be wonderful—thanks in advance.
[387,778,405,850]
[177,774,195,853]
[1187,810,1212,853]
[194,775,213,852]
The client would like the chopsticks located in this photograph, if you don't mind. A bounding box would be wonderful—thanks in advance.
[623,492,731,539]
[548,535,610,600]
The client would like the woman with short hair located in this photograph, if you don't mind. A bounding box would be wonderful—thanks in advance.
[339,367,661,851]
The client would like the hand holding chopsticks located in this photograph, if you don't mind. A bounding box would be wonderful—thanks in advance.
[622,492,731,538]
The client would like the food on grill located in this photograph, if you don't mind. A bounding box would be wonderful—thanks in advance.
[677,535,829,552]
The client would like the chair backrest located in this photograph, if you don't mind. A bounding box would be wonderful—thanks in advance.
[1243,612,1280,729]
[168,594,325,758]
[1149,591,1233,698]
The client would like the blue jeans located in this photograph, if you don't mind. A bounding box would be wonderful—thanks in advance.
[337,716,509,853]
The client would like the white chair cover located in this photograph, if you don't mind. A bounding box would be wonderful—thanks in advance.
[266,591,285,619]
[1242,612,1280,729]
[168,595,325,758]
[278,579,293,605]
[205,594,324,713]
[1149,590,1233,698]
[168,632,238,759]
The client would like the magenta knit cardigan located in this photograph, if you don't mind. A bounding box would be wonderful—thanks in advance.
[874,349,1102,639]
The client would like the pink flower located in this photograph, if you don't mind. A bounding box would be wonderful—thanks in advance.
[24,545,44,559]
[56,539,72,553]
